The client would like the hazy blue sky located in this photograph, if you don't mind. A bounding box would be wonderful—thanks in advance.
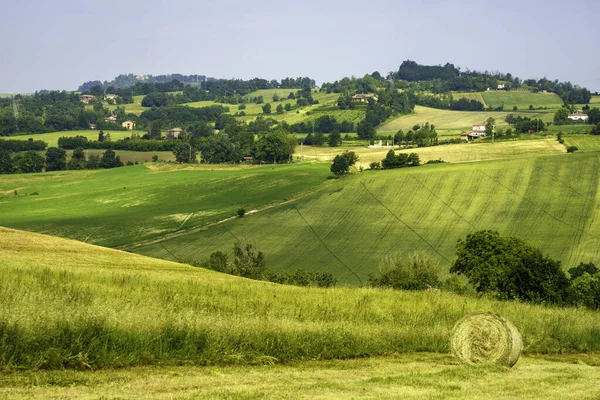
[1,0,598,93]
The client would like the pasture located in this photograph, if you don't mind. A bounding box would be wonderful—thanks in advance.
[133,151,600,284]
[0,163,331,248]
[562,134,600,152]
[1,226,600,373]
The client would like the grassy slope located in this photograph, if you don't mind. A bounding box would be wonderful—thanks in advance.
[3,354,600,399]
[481,90,564,109]
[133,151,600,284]
[377,106,551,133]
[0,163,331,247]
[1,227,599,372]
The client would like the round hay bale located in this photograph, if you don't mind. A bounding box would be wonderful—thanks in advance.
[450,311,522,367]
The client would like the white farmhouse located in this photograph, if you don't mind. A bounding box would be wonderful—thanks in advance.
[568,113,589,121]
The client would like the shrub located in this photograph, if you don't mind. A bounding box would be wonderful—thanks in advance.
[237,207,245,218]
[369,252,442,290]
[566,146,578,153]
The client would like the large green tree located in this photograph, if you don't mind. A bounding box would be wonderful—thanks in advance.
[13,150,45,173]
[45,147,67,171]
[330,151,358,176]
[450,230,569,304]
[254,131,296,163]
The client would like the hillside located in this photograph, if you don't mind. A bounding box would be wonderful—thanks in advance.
[129,151,600,284]
[1,226,599,372]
[0,163,331,247]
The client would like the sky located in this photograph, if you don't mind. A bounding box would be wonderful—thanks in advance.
[1,0,599,93]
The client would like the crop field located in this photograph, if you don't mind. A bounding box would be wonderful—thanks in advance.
[562,134,600,152]
[378,106,548,132]
[0,163,331,248]
[9,129,135,147]
[546,124,592,134]
[481,90,563,110]
[298,138,565,167]
[2,227,600,373]
[131,151,600,284]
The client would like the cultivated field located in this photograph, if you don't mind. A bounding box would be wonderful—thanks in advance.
[378,106,549,132]
[132,151,600,283]
[562,134,600,152]
[0,163,331,248]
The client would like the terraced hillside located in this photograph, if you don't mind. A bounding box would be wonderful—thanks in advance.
[131,152,600,284]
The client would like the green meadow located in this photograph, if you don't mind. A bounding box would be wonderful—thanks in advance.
[2,226,600,372]
[0,163,331,248]
[131,151,600,284]
[480,90,564,110]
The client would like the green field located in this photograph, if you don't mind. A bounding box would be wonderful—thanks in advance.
[3,354,600,399]
[0,163,330,248]
[127,151,600,284]
[481,90,564,110]
[562,134,600,152]
[299,138,565,167]
[378,106,549,132]
[2,227,600,372]
[9,129,136,147]
[452,92,487,106]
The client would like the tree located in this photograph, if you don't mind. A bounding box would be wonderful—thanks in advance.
[0,150,13,174]
[284,103,292,111]
[568,262,598,280]
[13,150,45,173]
[254,131,297,163]
[262,103,272,114]
[67,147,86,170]
[328,131,342,147]
[554,107,570,124]
[45,147,67,171]
[587,108,600,125]
[591,123,600,136]
[272,93,279,102]
[231,241,266,280]
[99,149,123,168]
[148,120,162,140]
[98,130,106,142]
[276,104,284,114]
[450,230,569,304]
[485,117,495,137]
[173,142,197,163]
[330,150,358,176]
[356,120,376,140]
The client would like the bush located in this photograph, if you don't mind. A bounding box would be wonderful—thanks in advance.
[566,146,578,153]
[369,252,442,290]
[237,207,245,218]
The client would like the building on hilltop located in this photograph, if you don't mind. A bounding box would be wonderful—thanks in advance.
[105,94,119,101]
[497,83,506,90]
[122,120,136,130]
[568,113,589,121]
[351,93,378,103]
[80,94,96,104]
[104,116,117,124]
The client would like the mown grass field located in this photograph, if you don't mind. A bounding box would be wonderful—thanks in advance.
[9,129,135,147]
[3,354,600,399]
[131,151,600,284]
[481,90,564,110]
[378,106,549,133]
[562,134,600,152]
[0,163,331,248]
[2,227,600,373]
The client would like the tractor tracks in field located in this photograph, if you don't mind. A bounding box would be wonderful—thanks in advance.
[115,183,336,251]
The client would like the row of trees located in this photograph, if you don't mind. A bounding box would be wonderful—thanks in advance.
[0,147,124,174]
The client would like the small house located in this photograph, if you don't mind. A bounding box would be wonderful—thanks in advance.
[472,122,486,132]
[351,93,378,102]
[497,83,505,90]
[104,116,117,124]
[80,94,96,104]
[105,94,119,101]
[568,113,589,121]
[165,127,183,139]
[122,120,136,130]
